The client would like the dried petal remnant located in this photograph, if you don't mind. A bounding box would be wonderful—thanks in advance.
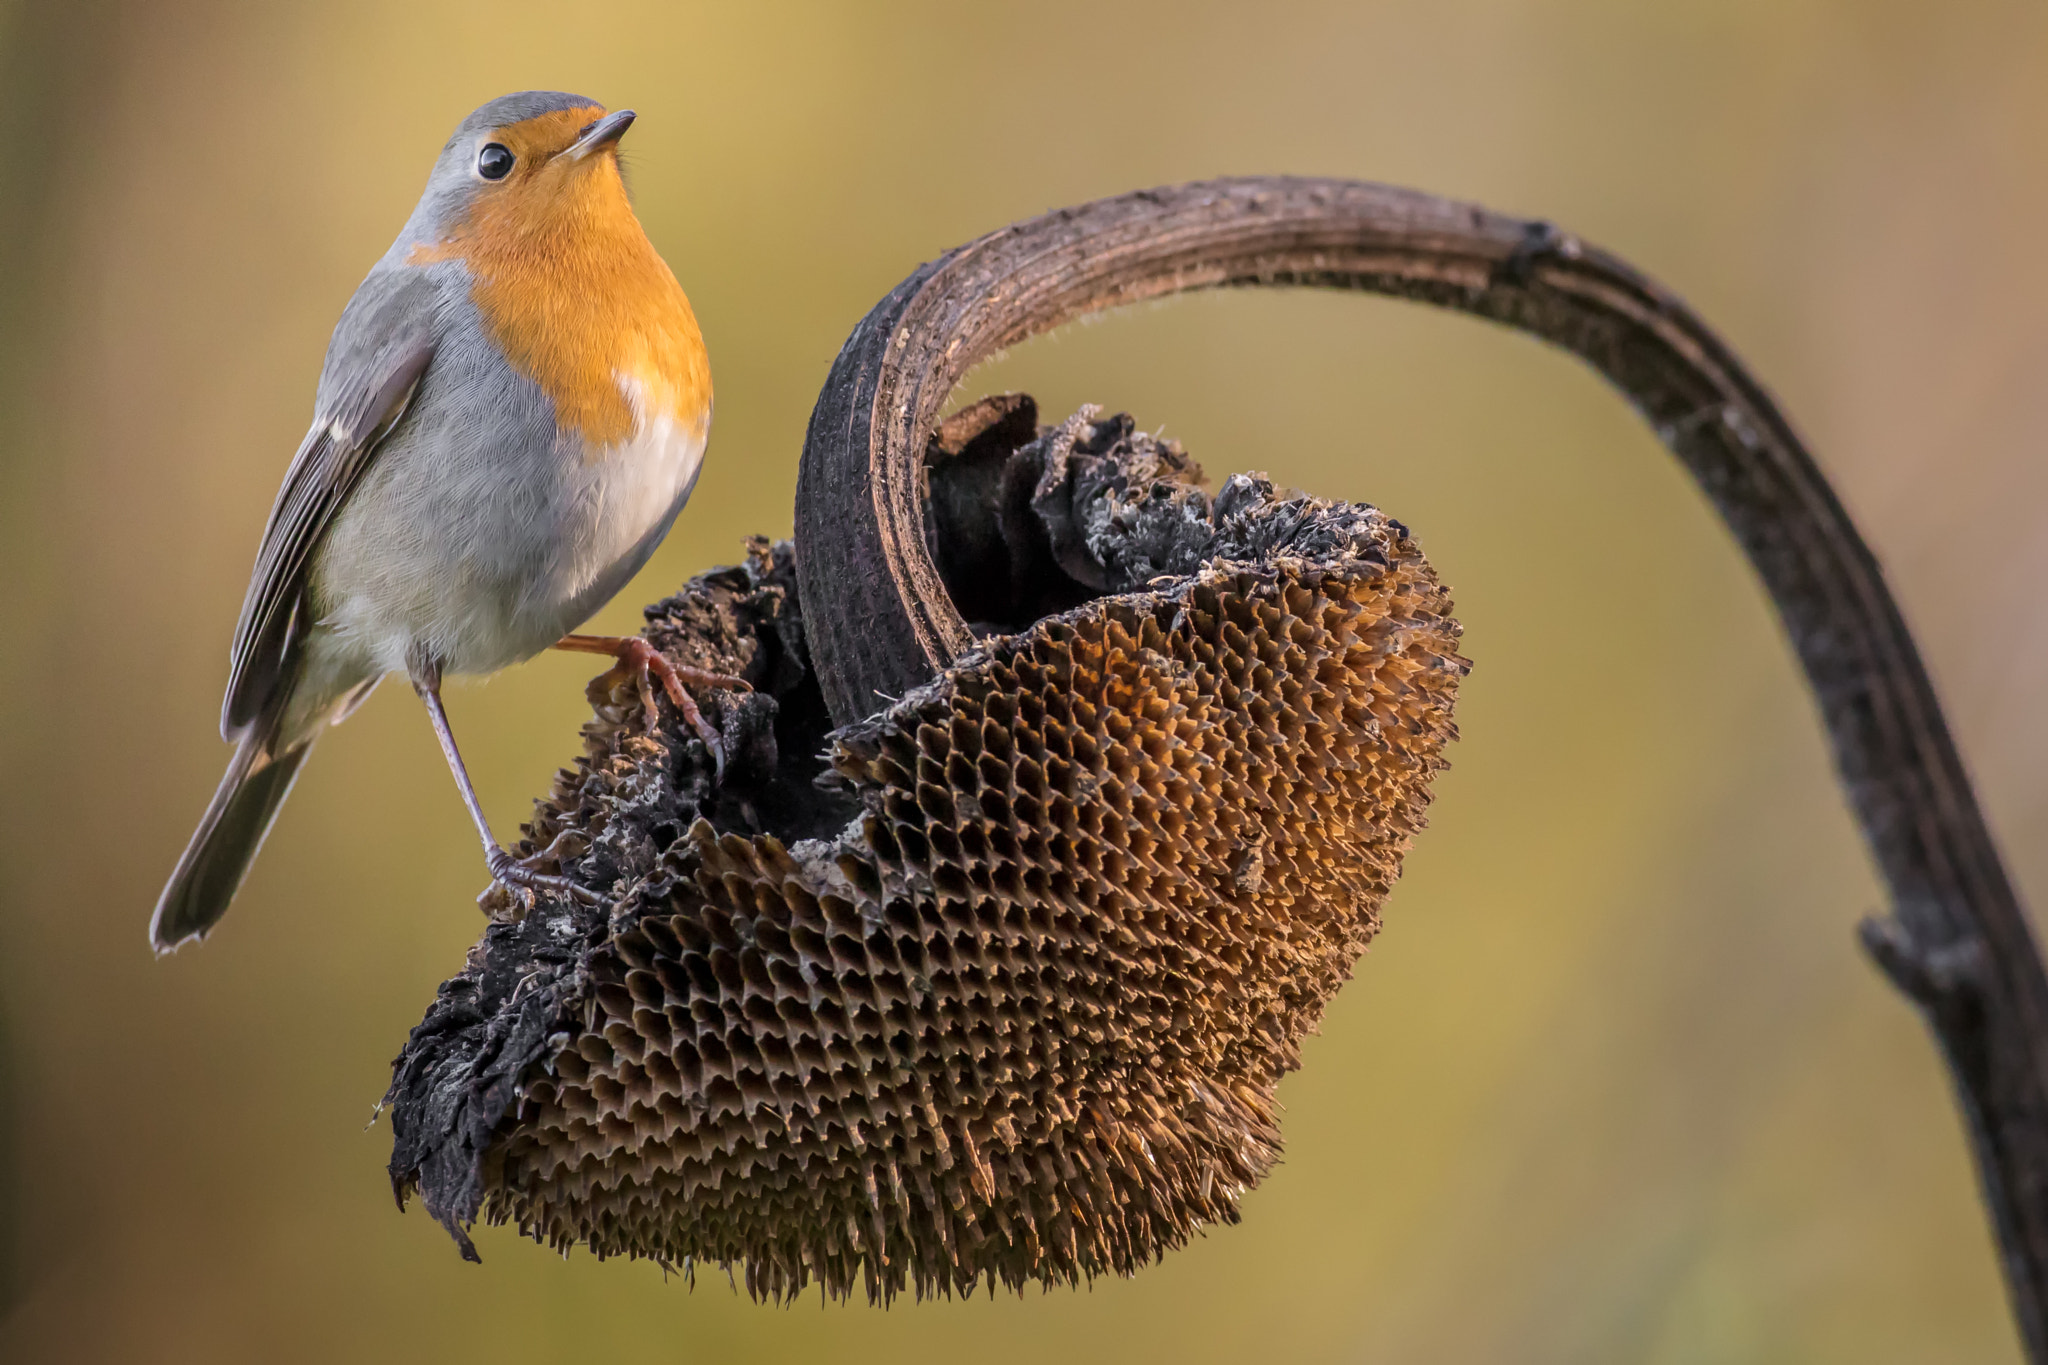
[389,408,1466,1301]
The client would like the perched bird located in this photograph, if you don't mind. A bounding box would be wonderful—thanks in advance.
[152,90,740,953]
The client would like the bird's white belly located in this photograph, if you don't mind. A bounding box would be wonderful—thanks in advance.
[541,375,710,641]
[310,373,708,681]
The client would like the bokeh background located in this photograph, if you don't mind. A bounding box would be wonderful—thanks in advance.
[2,1,2045,1360]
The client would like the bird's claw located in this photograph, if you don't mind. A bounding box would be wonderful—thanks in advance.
[581,635,749,780]
[484,845,600,908]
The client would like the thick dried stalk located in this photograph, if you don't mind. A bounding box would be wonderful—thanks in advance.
[792,176,2048,1357]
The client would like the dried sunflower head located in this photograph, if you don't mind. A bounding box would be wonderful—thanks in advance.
[388,403,1466,1302]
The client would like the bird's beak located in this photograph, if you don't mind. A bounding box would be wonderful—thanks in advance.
[566,109,635,160]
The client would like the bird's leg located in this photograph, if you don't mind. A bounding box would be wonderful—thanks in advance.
[411,661,596,905]
[553,633,749,775]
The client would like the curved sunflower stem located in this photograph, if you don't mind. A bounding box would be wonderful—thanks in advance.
[794,176,2048,1359]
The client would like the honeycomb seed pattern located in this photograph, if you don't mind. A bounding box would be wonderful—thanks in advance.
[478,520,1465,1301]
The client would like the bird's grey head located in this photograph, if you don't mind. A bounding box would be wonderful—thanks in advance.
[393,90,638,251]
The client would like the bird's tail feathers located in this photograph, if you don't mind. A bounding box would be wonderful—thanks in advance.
[150,722,315,953]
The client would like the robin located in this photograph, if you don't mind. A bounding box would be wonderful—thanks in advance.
[151,90,742,952]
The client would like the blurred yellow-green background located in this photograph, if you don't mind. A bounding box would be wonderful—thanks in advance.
[3,1,2046,1360]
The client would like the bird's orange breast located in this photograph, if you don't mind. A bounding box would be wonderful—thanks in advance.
[410,112,708,452]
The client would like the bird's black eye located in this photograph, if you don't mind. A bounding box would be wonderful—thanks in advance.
[477,143,515,180]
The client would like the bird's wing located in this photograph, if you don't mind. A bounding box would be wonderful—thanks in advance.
[222,282,437,739]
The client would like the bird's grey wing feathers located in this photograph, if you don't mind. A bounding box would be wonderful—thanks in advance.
[222,278,437,739]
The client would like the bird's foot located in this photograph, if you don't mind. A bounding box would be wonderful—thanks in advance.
[555,634,750,778]
[484,844,600,912]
